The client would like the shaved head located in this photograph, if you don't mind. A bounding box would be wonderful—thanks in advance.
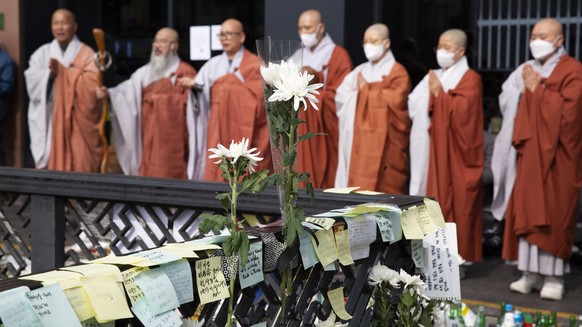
[220,18,245,58]
[365,23,389,40]
[52,8,76,24]
[156,27,179,43]
[299,9,323,25]
[222,19,244,34]
[440,29,467,48]
[534,18,563,36]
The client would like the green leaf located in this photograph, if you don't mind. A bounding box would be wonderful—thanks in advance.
[298,132,325,142]
[198,214,229,235]
[242,169,270,194]
[282,150,296,167]
[305,181,315,203]
[222,237,232,256]
[239,232,250,266]
[215,192,231,211]
[400,291,414,307]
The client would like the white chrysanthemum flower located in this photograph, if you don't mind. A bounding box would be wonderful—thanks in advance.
[368,264,401,287]
[228,138,263,172]
[260,60,301,87]
[268,69,324,111]
[208,138,263,172]
[399,269,425,293]
[208,143,231,164]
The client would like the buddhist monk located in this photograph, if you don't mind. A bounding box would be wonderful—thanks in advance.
[495,18,582,301]
[25,9,103,172]
[187,18,271,181]
[101,28,202,179]
[408,29,484,263]
[293,9,353,189]
[335,23,411,193]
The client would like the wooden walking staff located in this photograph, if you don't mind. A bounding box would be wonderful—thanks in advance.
[92,28,112,173]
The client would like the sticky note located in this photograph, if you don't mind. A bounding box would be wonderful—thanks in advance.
[62,264,123,282]
[80,317,115,326]
[327,287,352,320]
[334,227,354,266]
[159,244,199,258]
[311,228,338,267]
[25,283,82,327]
[355,190,384,195]
[416,205,437,235]
[80,275,132,322]
[374,211,396,243]
[400,206,425,240]
[424,198,446,228]
[251,323,267,327]
[64,286,96,322]
[422,223,461,301]
[298,231,319,269]
[122,266,149,305]
[238,242,264,289]
[195,257,229,304]
[134,268,180,315]
[91,254,145,265]
[131,250,182,267]
[160,259,194,304]
[131,298,182,327]
[0,286,43,327]
[411,240,424,268]
[343,205,385,217]
[20,270,83,286]
[323,186,360,194]
[305,217,336,230]
[323,262,337,271]
[343,215,377,260]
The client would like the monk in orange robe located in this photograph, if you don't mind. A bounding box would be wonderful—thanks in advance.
[25,9,103,172]
[419,29,484,262]
[500,19,582,301]
[104,28,203,180]
[335,23,411,193]
[197,19,271,181]
[294,9,353,189]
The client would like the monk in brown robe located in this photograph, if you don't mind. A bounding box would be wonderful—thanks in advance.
[294,9,353,189]
[501,18,582,301]
[104,28,203,179]
[335,23,411,193]
[422,29,484,263]
[194,19,271,181]
[25,9,103,172]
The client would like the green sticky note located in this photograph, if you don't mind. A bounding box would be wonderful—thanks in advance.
[134,268,180,315]
[25,283,82,327]
[0,286,43,327]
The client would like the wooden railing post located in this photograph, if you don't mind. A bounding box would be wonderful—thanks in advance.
[30,195,65,273]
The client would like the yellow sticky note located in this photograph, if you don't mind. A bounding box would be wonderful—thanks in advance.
[416,205,437,235]
[334,228,354,266]
[62,264,123,282]
[242,214,260,227]
[306,217,336,230]
[311,228,338,267]
[344,205,386,216]
[400,206,425,240]
[64,286,96,322]
[327,287,352,320]
[121,266,149,305]
[20,270,83,286]
[424,198,446,228]
[80,275,133,322]
[355,190,384,195]
[169,241,222,252]
[195,257,229,304]
[91,254,146,266]
[159,244,199,258]
[323,187,360,194]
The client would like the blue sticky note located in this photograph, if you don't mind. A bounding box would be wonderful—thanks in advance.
[25,283,82,327]
[131,298,182,327]
[160,259,194,304]
[0,286,43,327]
[251,323,267,327]
[238,242,264,289]
[134,268,180,315]
[323,262,336,271]
[299,231,319,269]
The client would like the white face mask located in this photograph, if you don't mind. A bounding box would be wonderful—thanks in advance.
[529,39,556,59]
[363,43,386,62]
[300,26,320,48]
[436,49,456,69]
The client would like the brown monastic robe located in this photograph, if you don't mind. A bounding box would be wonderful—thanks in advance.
[140,62,197,179]
[204,49,272,181]
[502,55,582,261]
[348,63,411,193]
[426,69,484,262]
[48,44,103,172]
[297,46,353,189]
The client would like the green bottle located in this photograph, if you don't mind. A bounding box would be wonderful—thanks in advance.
[542,314,551,327]
[476,305,487,327]
[535,312,542,327]
[456,303,465,326]
[497,302,507,327]
[549,311,557,327]
[570,315,577,327]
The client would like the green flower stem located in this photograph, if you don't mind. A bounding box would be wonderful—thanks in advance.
[227,170,238,327]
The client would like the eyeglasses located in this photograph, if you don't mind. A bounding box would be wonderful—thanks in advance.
[217,32,241,39]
